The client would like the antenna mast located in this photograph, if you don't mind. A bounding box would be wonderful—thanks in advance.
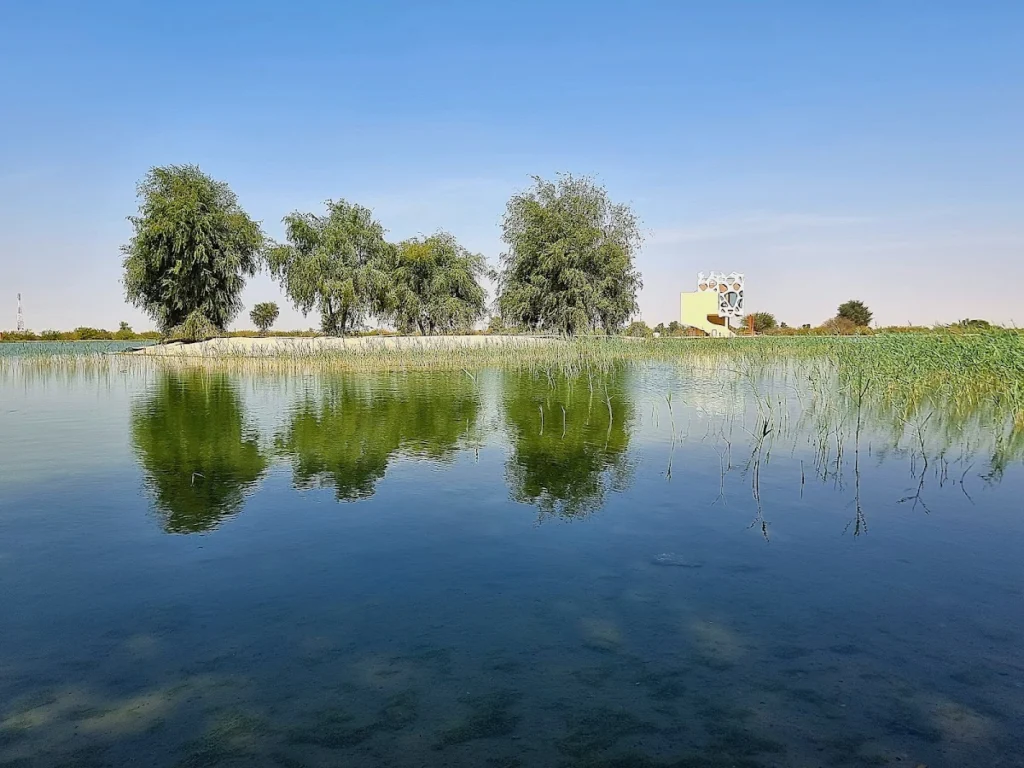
[16,293,24,332]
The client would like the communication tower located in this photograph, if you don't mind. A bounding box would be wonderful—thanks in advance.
[16,293,25,332]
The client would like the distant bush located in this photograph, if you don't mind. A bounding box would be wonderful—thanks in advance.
[952,318,992,331]
[749,312,778,333]
[73,326,114,340]
[837,299,873,327]
[487,315,518,334]
[625,320,652,338]
[165,311,218,343]
[250,302,280,334]
[821,317,871,335]
[876,325,932,334]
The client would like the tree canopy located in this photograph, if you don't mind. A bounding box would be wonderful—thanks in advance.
[122,165,263,336]
[497,175,643,335]
[837,299,873,327]
[265,200,393,335]
[250,302,280,333]
[390,232,490,334]
[750,312,778,333]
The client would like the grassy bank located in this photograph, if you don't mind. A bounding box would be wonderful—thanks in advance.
[4,331,1022,422]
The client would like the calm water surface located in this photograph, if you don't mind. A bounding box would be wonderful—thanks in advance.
[0,341,155,357]
[1,360,1022,767]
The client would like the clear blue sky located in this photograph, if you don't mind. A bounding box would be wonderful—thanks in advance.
[2,0,1022,330]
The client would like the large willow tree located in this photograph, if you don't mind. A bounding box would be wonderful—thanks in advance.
[265,200,393,335]
[497,175,643,335]
[390,232,490,334]
[122,165,263,336]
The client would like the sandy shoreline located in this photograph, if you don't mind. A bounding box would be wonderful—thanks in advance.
[131,335,558,357]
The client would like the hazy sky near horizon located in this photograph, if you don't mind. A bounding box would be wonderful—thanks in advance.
[2,0,1022,331]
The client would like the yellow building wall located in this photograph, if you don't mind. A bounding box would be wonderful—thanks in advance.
[680,290,734,337]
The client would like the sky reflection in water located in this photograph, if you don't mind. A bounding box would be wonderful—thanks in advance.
[0,363,1021,767]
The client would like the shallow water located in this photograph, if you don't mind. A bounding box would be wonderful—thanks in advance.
[0,340,154,357]
[1,361,1022,767]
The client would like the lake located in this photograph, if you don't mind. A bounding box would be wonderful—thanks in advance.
[0,341,155,357]
[1,357,1021,767]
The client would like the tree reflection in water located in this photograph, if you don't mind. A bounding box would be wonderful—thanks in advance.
[502,369,635,519]
[130,369,267,533]
[276,373,481,501]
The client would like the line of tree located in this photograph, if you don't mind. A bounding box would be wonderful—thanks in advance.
[121,166,644,340]
[0,323,162,342]
[643,301,875,337]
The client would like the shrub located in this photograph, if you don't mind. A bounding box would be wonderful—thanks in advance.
[166,311,219,342]
[625,320,652,338]
[837,299,873,327]
[749,312,777,333]
[821,317,867,336]
[73,327,114,340]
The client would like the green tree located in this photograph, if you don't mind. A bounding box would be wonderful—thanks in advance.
[265,200,393,335]
[390,232,490,334]
[502,370,635,519]
[625,320,652,337]
[750,312,778,333]
[276,373,480,501]
[837,299,873,327]
[497,174,643,335]
[250,302,280,334]
[73,326,113,340]
[666,321,683,336]
[122,165,263,337]
[487,314,510,334]
[653,322,666,335]
[130,370,267,533]
[114,321,135,340]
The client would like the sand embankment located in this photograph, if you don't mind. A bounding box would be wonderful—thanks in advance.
[132,335,556,357]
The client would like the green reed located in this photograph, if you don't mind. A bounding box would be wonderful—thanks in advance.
[3,332,1022,425]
